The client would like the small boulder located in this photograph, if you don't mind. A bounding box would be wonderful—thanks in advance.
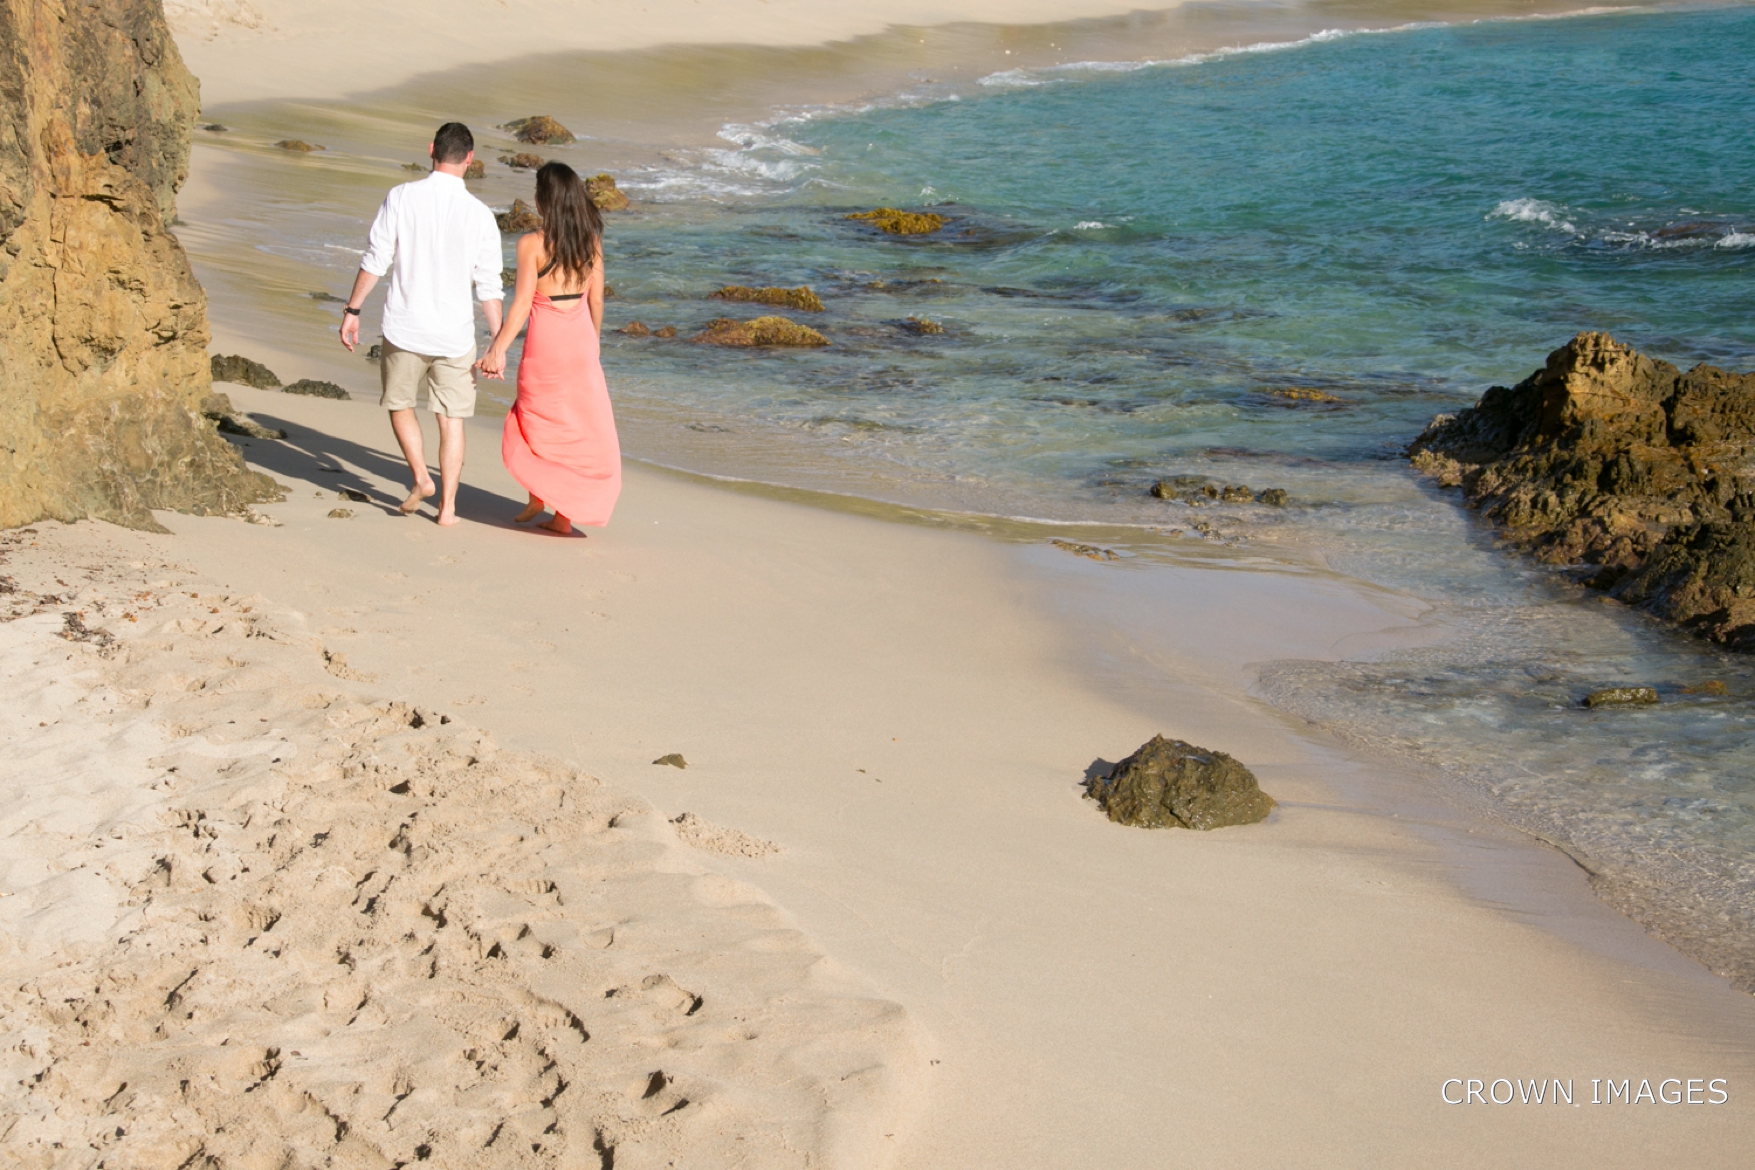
[201,392,285,440]
[1264,387,1341,404]
[692,316,829,348]
[275,139,322,152]
[1583,686,1660,708]
[586,173,630,212]
[1255,488,1289,507]
[365,343,383,361]
[653,325,677,338]
[501,152,545,170]
[652,753,688,769]
[900,316,944,335]
[200,123,229,132]
[328,508,354,519]
[710,285,825,312]
[337,488,370,503]
[211,353,281,389]
[283,379,350,399]
[505,116,575,145]
[846,207,945,235]
[1084,735,1275,830]
[616,321,652,337]
[496,199,542,233]
[463,159,486,179]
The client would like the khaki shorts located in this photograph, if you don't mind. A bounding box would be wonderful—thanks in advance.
[379,340,477,418]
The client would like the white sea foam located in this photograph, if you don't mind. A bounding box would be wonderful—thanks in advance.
[1717,231,1755,249]
[1073,221,1111,230]
[1489,198,1579,235]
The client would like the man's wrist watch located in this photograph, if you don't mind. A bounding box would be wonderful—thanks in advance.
[342,306,361,316]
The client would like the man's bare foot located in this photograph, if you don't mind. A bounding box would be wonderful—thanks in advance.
[513,497,544,523]
[400,480,436,514]
[436,509,460,527]
[537,516,574,535]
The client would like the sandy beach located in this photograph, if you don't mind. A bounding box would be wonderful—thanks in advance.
[5,1,1754,1166]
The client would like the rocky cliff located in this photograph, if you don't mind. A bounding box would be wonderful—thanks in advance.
[0,0,277,531]
[1409,333,1755,649]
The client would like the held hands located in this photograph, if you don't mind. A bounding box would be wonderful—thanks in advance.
[475,347,508,380]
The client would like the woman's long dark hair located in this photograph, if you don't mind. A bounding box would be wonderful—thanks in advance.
[534,161,602,286]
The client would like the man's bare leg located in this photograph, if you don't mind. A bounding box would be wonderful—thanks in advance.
[435,414,466,527]
[389,409,436,513]
[514,494,544,523]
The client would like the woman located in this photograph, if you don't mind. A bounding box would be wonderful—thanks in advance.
[477,162,621,535]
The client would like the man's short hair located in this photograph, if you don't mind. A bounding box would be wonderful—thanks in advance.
[432,122,474,164]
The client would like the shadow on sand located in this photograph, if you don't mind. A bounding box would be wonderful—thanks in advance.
[223,412,524,525]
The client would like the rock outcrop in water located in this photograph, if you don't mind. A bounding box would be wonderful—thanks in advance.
[505,116,575,145]
[1084,735,1275,830]
[0,0,279,530]
[585,173,629,212]
[1409,332,1755,650]
[692,317,828,348]
[710,286,824,312]
[846,208,945,236]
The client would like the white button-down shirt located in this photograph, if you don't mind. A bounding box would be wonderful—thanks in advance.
[360,171,503,358]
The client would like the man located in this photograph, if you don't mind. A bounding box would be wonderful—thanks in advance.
[339,122,503,526]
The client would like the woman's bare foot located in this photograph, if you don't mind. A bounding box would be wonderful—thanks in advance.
[400,479,437,514]
[537,515,574,535]
[513,495,544,523]
[436,508,460,527]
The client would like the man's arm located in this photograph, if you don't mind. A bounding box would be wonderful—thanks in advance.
[473,206,506,346]
[339,269,379,352]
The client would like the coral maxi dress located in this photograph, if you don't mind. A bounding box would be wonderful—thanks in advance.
[502,292,622,526]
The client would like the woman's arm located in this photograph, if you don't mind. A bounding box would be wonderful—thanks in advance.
[587,243,605,336]
[479,234,542,378]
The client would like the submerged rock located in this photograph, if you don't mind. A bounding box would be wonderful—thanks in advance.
[274,139,322,152]
[496,199,542,233]
[283,379,350,400]
[653,325,677,338]
[846,208,946,235]
[1583,686,1660,708]
[1149,476,1288,506]
[586,173,630,212]
[505,116,575,145]
[899,316,945,335]
[1408,332,1755,651]
[616,321,651,337]
[711,285,825,312]
[463,159,486,179]
[692,316,829,348]
[501,152,544,170]
[402,162,427,173]
[1264,387,1341,404]
[211,354,282,389]
[1050,538,1118,561]
[1084,735,1275,830]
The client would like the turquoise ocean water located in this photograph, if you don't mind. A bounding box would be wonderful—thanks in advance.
[589,4,1755,984]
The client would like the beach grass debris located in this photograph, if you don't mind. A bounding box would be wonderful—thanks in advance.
[495,198,542,233]
[1683,680,1729,696]
[283,379,350,400]
[308,290,345,303]
[846,208,946,235]
[274,139,322,152]
[1084,735,1275,830]
[402,161,427,172]
[899,316,944,335]
[1583,686,1660,708]
[501,152,545,169]
[710,286,825,312]
[210,354,281,389]
[464,159,486,179]
[1050,538,1118,561]
[586,173,630,211]
[327,508,354,519]
[505,115,576,145]
[653,753,688,769]
[693,316,829,348]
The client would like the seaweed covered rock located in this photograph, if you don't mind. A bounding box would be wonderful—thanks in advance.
[846,208,945,236]
[710,286,824,312]
[1150,477,1288,506]
[283,379,350,400]
[899,316,944,335]
[586,173,630,212]
[692,317,829,348]
[496,199,542,233]
[275,139,322,152]
[505,116,574,145]
[0,0,280,530]
[1408,333,1755,650]
[616,321,652,338]
[1084,735,1275,830]
[211,354,281,389]
[500,152,544,170]
[463,159,485,179]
